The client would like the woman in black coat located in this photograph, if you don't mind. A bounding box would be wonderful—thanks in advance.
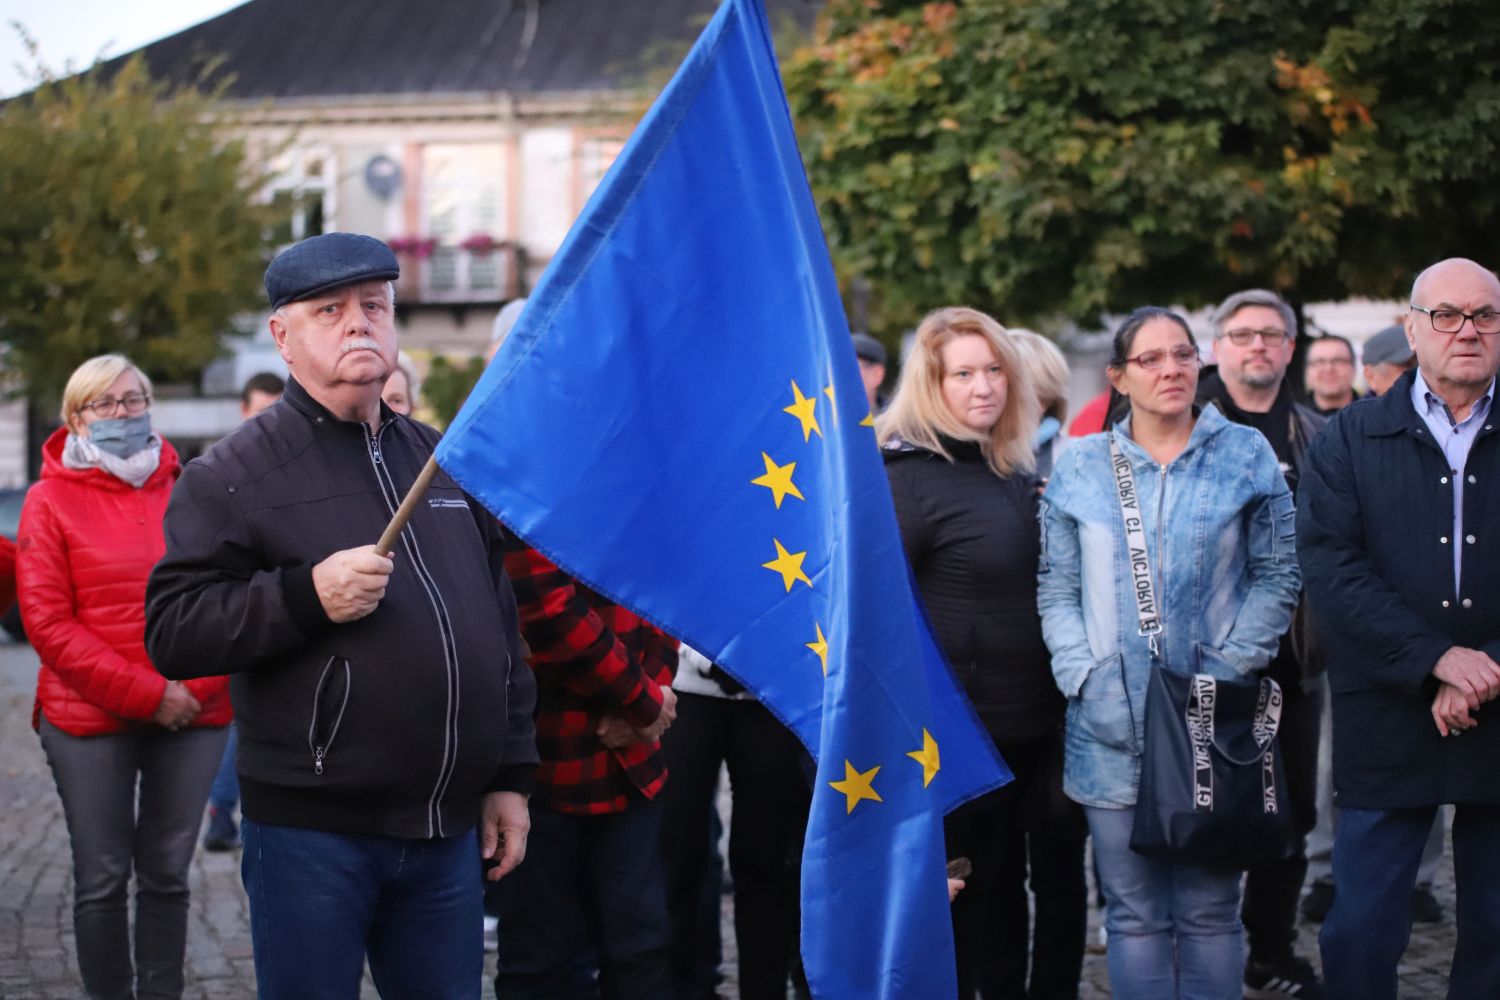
[877,307,1087,1000]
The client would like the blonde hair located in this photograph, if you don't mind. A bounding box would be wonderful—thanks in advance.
[1008,329,1070,424]
[391,350,422,404]
[876,307,1038,477]
[61,354,153,424]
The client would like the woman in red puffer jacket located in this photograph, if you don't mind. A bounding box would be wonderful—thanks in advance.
[19,354,230,1000]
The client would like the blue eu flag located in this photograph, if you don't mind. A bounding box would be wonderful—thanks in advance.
[436,0,1009,995]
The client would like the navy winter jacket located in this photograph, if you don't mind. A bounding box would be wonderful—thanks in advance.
[1297,369,1500,808]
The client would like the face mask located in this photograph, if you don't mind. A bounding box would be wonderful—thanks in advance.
[86,414,154,458]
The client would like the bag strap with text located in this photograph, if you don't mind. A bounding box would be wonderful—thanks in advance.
[1109,433,1163,658]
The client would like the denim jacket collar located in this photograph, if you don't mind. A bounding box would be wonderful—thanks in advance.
[1110,403,1229,467]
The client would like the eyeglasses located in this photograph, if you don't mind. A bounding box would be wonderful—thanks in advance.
[1410,305,1500,335]
[1306,357,1353,369]
[78,392,152,417]
[1124,346,1201,371]
[1220,327,1291,347]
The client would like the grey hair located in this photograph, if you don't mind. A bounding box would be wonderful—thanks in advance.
[1211,289,1295,339]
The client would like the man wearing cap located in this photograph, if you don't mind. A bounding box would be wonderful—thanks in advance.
[851,332,888,413]
[1299,257,1500,998]
[1363,324,1419,397]
[146,232,538,998]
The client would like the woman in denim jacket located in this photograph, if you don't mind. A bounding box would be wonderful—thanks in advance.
[1037,307,1300,1000]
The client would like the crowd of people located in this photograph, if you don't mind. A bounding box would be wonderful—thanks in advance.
[10,232,1498,1000]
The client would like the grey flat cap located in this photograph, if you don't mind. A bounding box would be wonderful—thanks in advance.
[1363,325,1414,367]
[264,233,400,310]
[851,332,887,366]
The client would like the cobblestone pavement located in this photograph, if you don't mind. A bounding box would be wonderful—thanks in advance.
[0,638,1459,998]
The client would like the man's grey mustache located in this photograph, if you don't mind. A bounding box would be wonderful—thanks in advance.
[340,339,382,354]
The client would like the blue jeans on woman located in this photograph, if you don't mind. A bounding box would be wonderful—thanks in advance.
[241,819,483,999]
[1086,805,1244,1000]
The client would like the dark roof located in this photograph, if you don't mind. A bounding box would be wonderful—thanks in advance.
[110,0,818,101]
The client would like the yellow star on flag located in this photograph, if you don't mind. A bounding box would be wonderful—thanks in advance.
[762,539,812,592]
[860,410,875,428]
[750,452,804,508]
[823,376,839,427]
[906,728,941,788]
[807,622,829,676]
[783,380,822,441]
[829,759,883,814]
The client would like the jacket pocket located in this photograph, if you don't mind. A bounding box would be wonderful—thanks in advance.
[1269,491,1297,563]
[308,655,351,775]
[1068,652,1139,755]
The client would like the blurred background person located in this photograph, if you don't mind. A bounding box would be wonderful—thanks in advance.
[488,298,529,364]
[1039,308,1299,1000]
[879,307,1086,1000]
[382,351,421,416]
[202,371,284,853]
[239,371,284,421]
[1304,334,1359,415]
[1009,329,1072,481]
[851,331,889,414]
[659,645,811,1000]
[19,354,231,1000]
[1360,324,1418,397]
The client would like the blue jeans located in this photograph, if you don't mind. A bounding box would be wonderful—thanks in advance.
[1086,806,1244,1000]
[241,819,482,1000]
[208,723,239,815]
[495,798,673,1000]
[1321,804,1500,1000]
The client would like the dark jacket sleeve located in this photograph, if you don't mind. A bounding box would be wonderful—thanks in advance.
[483,515,539,793]
[1295,417,1453,695]
[145,460,332,679]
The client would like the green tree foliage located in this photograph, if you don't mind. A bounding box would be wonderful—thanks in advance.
[422,356,487,429]
[0,51,277,400]
[784,0,1500,334]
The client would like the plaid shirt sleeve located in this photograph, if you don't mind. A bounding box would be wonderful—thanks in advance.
[501,537,665,729]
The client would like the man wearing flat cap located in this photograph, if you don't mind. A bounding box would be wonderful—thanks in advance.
[146,232,538,998]
[851,331,888,413]
[1362,324,1419,398]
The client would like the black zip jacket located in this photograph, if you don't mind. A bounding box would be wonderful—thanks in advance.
[883,437,1062,747]
[145,378,537,839]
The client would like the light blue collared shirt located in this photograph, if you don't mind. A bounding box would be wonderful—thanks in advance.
[1411,369,1495,594]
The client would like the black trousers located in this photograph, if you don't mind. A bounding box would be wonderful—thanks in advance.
[495,800,674,1000]
[659,692,811,1000]
[1242,671,1324,961]
[945,729,1088,1000]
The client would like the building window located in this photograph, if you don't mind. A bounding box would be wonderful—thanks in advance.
[422,144,507,300]
[267,149,331,247]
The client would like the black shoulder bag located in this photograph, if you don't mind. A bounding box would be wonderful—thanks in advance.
[1109,433,1296,869]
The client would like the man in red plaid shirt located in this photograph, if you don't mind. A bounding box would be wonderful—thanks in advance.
[494,533,679,999]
